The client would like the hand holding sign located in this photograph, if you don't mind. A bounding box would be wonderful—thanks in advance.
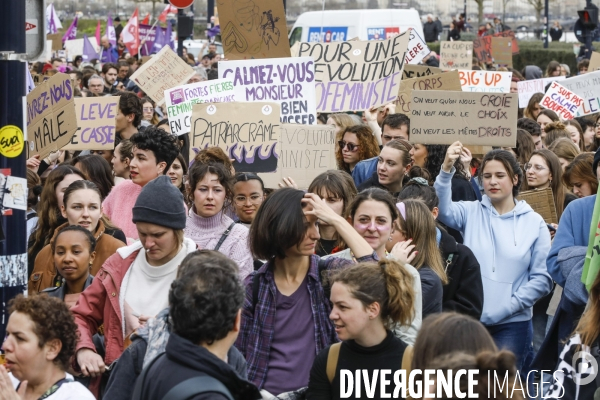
[443,141,463,172]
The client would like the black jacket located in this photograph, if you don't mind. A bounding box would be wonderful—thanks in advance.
[419,266,443,320]
[447,29,461,41]
[439,229,484,320]
[137,333,261,400]
[423,21,439,43]
[42,274,94,299]
[356,170,401,198]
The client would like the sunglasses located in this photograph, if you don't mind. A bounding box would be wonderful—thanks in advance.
[338,141,359,152]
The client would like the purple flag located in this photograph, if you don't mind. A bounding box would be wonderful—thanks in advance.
[107,14,117,46]
[152,23,165,53]
[46,4,62,34]
[82,35,98,62]
[63,16,78,42]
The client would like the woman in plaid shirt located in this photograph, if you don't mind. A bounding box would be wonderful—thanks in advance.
[235,188,379,396]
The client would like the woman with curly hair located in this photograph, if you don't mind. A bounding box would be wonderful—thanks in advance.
[336,125,380,173]
[0,294,94,399]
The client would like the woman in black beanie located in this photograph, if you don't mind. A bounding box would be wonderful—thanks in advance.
[70,175,198,396]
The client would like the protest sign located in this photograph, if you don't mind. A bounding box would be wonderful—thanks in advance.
[219,57,317,124]
[404,29,430,65]
[409,91,518,147]
[396,70,462,114]
[219,0,291,60]
[492,30,519,54]
[491,37,513,67]
[190,102,280,173]
[164,78,237,136]
[26,73,78,159]
[440,41,473,70]
[138,23,171,56]
[518,187,557,224]
[298,33,410,113]
[63,97,118,151]
[459,70,512,93]
[129,46,195,106]
[589,52,600,72]
[473,36,492,64]
[402,65,442,80]
[539,81,584,120]
[259,124,336,189]
[517,76,565,107]
[47,34,62,51]
[560,70,600,116]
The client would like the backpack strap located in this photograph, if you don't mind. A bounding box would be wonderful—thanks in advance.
[161,375,234,400]
[326,343,342,383]
[402,345,413,376]
[131,352,165,400]
[251,273,261,314]
[213,222,236,251]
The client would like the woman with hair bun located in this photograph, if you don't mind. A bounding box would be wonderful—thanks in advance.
[307,259,415,399]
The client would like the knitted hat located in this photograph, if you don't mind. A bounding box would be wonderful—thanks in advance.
[132,175,186,230]
[594,148,600,178]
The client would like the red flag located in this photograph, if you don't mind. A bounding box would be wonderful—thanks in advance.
[122,8,140,56]
[95,20,101,47]
[158,5,177,23]
[141,13,150,25]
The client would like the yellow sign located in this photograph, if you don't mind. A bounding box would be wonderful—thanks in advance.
[0,125,24,158]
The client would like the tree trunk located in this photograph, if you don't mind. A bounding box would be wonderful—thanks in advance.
[536,7,542,26]
[477,0,484,26]
[152,0,157,21]
[502,0,507,27]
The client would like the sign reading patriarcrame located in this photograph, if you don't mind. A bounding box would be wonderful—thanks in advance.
[409,90,518,147]
[219,57,317,124]
[297,32,410,112]
[164,78,237,136]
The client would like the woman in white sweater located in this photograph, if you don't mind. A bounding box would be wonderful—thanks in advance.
[184,161,253,279]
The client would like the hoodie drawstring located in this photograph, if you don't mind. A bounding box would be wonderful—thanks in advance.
[513,210,517,246]
[488,206,496,272]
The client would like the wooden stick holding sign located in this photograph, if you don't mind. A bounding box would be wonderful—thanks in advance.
[190,102,280,173]
[409,90,518,147]
[63,97,119,151]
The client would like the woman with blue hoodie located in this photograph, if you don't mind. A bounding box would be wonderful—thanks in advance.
[434,143,553,373]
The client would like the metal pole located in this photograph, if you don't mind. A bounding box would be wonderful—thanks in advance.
[0,0,27,341]
[177,8,184,57]
[544,0,549,48]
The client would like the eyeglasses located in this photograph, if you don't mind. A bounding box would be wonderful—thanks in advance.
[234,195,263,206]
[524,163,547,172]
[143,107,154,112]
[338,141,359,152]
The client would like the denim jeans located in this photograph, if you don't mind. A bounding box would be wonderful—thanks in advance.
[486,320,533,375]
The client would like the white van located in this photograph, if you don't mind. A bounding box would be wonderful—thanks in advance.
[289,9,424,46]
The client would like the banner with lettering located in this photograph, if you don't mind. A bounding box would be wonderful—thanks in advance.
[63,97,118,150]
[540,81,584,120]
[459,70,512,93]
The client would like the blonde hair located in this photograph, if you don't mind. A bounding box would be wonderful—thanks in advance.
[548,137,580,166]
[329,113,358,141]
[544,121,570,148]
[331,259,415,327]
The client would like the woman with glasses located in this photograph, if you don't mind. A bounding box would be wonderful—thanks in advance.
[336,125,380,173]
[184,162,253,280]
[141,97,159,126]
[233,172,265,228]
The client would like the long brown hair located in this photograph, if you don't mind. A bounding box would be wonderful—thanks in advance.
[512,129,536,168]
[336,125,380,172]
[330,259,415,327]
[29,165,87,256]
[543,121,570,148]
[564,119,586,151]
[563,152,598,194]
[548,137,580,168]
[396,199,447,284]
[524,93,543,120]
[524,149,566,220]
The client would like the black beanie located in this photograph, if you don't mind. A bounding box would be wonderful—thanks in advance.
[594,148,600,178]
[132,175,186,230]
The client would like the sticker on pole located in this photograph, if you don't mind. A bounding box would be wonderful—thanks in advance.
[0,125,25,158]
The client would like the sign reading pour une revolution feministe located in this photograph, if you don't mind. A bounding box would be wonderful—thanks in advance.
[219,57,317,125]
[297,33,410,113]
[164,78,237,136]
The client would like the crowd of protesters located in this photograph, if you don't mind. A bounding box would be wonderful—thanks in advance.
[3,8,600,400]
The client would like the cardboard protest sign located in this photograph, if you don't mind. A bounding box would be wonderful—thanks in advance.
[560,70,600,116]
[404,29,430,65]
[219,0,291,60]
[491,37,513,67]
[190,102,280,173]
[589,52,600,72]
[219,57,317,124]
[402,65,441,80]
[473,36,492,64]
[440,41,473,70]
[459,70,512,93]
[259,124,336,189]
[298,33,410,113]
[518,187,557,224]
[517,76,566,107]
[396,70,462,114]
[492,30,519,54]
[539,81,584,120]
[26,73,78,159]
[129,46,195,106]
[63,97,118,151]
[47,34,62,51]
[164,79,237,136]
[409,91,517,147]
